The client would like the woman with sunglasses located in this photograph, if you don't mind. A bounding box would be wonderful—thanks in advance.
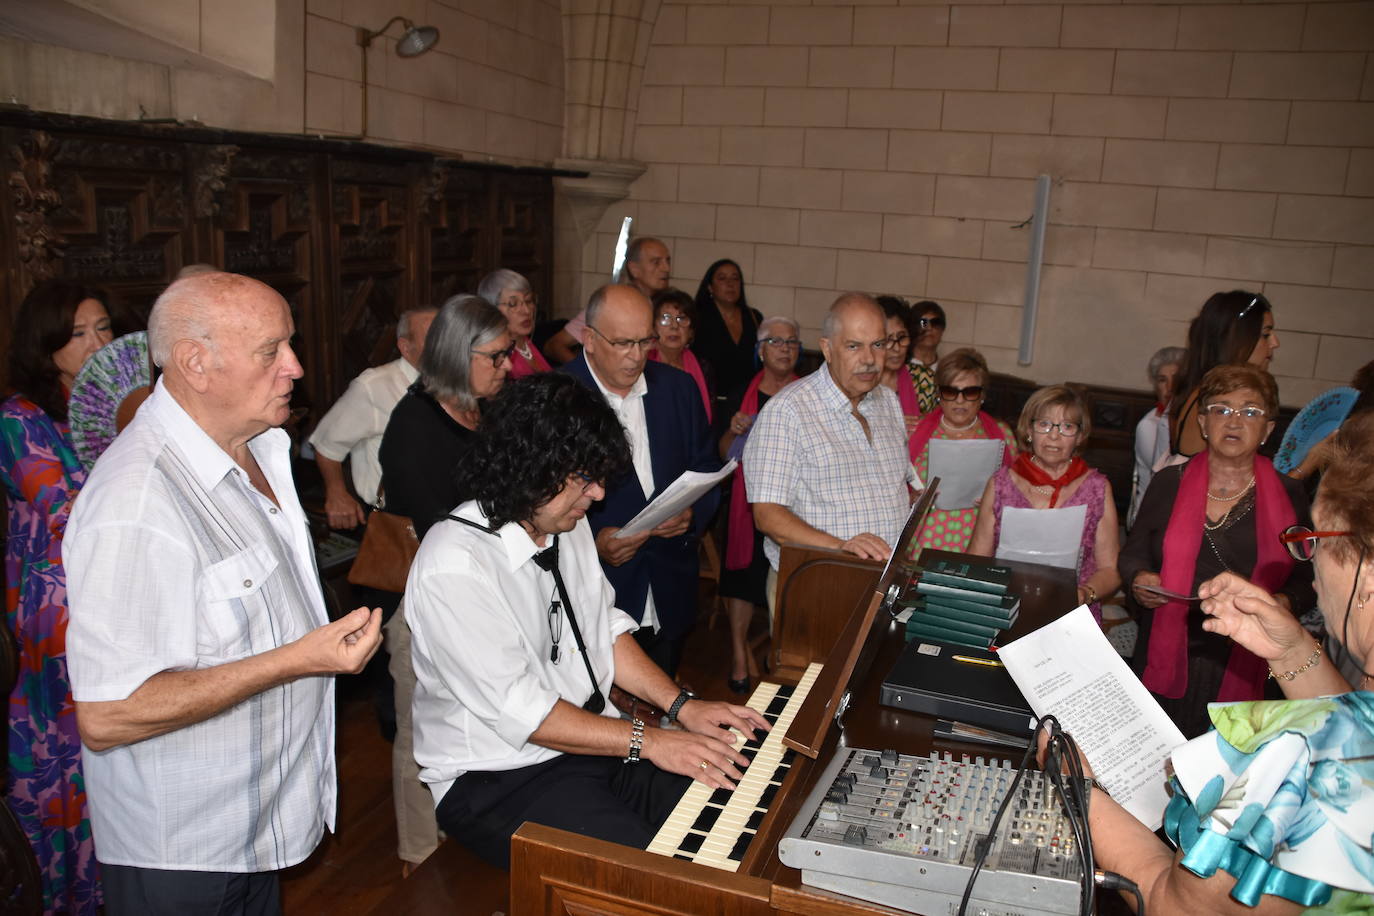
[1120,364,1314,738]
[968,384,1120,621]
[377,293,512,874]
[905,300,946,416]
[649,288,713,423]
[1170,290,1281,458]
[1071,412,1373,916]
[907,348,1015,553]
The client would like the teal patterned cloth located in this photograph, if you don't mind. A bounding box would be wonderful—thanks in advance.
[1164,692,1374,914]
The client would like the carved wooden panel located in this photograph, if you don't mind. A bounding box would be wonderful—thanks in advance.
[426,165,486,306]
[492,171,553,303]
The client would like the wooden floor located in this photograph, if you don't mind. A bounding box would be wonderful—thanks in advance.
[279,588,752,916]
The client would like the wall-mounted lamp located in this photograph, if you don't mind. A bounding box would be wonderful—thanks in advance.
[356,17,440,138]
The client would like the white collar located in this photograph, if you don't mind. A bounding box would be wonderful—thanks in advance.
[143,377,288,492]
[452,500,544,572]
[586,360,648,406]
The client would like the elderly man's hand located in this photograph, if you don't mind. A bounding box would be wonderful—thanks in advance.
[840,533,891,562]
[650,508,692,539]
[293,607,383,675]
[596,526,650,566]
[325,492,366,529]
[641,720,752,791]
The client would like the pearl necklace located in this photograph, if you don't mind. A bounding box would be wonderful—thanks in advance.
[516,340,533,360]
[939,414,979,434]
[1207,476,1255,502]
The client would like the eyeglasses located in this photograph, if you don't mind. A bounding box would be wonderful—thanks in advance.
[1280,525,1354,561]
[887,333,911,347]
[939,385,984,401]
[840,339,895,354]
[572,471,599,494]
[917,317,947,329]
[761,336,801,349]
[1202,404,1268,420]
[587,324,658,353]
[471,343,516,367]
[1032,418,1081,436]
[499,294,537,311]
[548,597,563,664]
[657,312,691,327]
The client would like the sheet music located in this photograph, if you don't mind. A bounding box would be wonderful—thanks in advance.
[998,606,1187,829]
[613,460,737,537]
[996,504,1086,570]
[928,438,1003,510]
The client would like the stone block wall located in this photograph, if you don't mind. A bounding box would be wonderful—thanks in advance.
[577,1,1374,404]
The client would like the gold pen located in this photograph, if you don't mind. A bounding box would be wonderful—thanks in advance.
[951,654,1004,668]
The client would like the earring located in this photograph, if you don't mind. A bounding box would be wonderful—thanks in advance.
[1201,430,1208,440]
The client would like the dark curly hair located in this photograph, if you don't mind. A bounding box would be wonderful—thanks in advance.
[10,281,112,422]
[455,374,632,529]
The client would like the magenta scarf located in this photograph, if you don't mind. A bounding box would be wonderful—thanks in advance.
[650,348,712,423]
[508,341,552,380]
[1141,454,1297,700]
[906,408,1013,468]
[726,370,795,569]
[893,369,920,418]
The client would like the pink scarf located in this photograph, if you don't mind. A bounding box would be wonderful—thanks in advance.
[893,369,920,418]
[508,341,552,379]
[726,370,795,569]
[1142,454,1297,700]
[650,348,712,423]
[906,408,1013,468]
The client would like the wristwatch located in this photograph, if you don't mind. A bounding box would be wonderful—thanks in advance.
[667,688,697,724]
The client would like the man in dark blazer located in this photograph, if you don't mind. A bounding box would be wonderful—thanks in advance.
[563,283,721,676]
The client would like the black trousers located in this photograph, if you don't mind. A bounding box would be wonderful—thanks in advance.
[436,754,690,869]
[634,626,688,679]
[101,864,280,916]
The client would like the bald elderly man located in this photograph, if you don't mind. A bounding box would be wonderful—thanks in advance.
[545,237,673,365]
[64,272,383,916]
[744,293,921,610]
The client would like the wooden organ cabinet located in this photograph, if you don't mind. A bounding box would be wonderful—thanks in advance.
[509,523,1078,916]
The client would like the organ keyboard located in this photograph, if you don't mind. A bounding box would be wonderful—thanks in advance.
[647,662,823,871]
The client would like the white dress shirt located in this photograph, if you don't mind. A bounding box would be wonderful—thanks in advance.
[406,502,639,805]
[308,357,418,504]
[585,363,660,632]
[65,379,335,871]
[744,368,919,569]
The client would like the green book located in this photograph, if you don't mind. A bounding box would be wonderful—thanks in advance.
[903,592,1020,622]
[918,599,1018,631]
[904,620,995,650]
[921,559,1012,595]
[915,580,1021,609]
[910,609,1001,641]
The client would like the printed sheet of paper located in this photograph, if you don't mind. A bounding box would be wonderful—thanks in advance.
[928,438,1004,510]
[996,504,1086,571]
[998,606,1187,830]
[613,460,737,538]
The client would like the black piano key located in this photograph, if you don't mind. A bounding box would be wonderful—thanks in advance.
[679,832,705,854]
[772,763,791,782]
[763,713,779,725]
[743,734,764,750]
[764,696,788,717]
[752,727,768,743]
[691,806,722,832]
[708,788,732,806]
[728,830,755,862]
[775,685,795,699]
[674,853,693,861]
[759,784,779,808]
[781,749,796,765]
[746,809,765,831]
[740,747,758,763]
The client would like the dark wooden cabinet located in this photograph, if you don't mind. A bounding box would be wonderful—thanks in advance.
[0,110,562,425]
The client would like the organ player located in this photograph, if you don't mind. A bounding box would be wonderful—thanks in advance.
[404,373,768,868]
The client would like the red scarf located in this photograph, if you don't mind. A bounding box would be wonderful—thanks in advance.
[1142,454,1296,700]
[726,370,795,569]
[650,348,713,423]
[907,408,1013,467]
[893,369,920,418]
[1011,453,1090,509]
[508,342,552,379]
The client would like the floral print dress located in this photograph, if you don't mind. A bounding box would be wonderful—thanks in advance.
[912,417,1015,554]
[1,395,100,915]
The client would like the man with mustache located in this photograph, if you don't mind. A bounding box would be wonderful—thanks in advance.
[744,293,919,613]
[64,271,383,915]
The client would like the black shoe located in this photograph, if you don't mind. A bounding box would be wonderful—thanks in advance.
[727,676,751,695]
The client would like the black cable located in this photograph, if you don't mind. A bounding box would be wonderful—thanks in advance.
[1097,870,1145,916]
[1042,722,1095,916]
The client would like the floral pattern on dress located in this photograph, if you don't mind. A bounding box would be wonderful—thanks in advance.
[2,395,100,915]
[1165,693,1374,913]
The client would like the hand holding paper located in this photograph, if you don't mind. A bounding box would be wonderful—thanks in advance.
[613,460,736,538]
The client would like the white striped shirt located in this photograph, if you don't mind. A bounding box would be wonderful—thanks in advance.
[65,379,336,872]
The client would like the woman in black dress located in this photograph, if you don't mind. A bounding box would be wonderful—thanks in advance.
[692,259,762,415]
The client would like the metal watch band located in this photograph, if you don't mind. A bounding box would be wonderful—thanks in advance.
[625,718,646,764]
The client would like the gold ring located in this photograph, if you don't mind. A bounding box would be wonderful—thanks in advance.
[700,761,710,770]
